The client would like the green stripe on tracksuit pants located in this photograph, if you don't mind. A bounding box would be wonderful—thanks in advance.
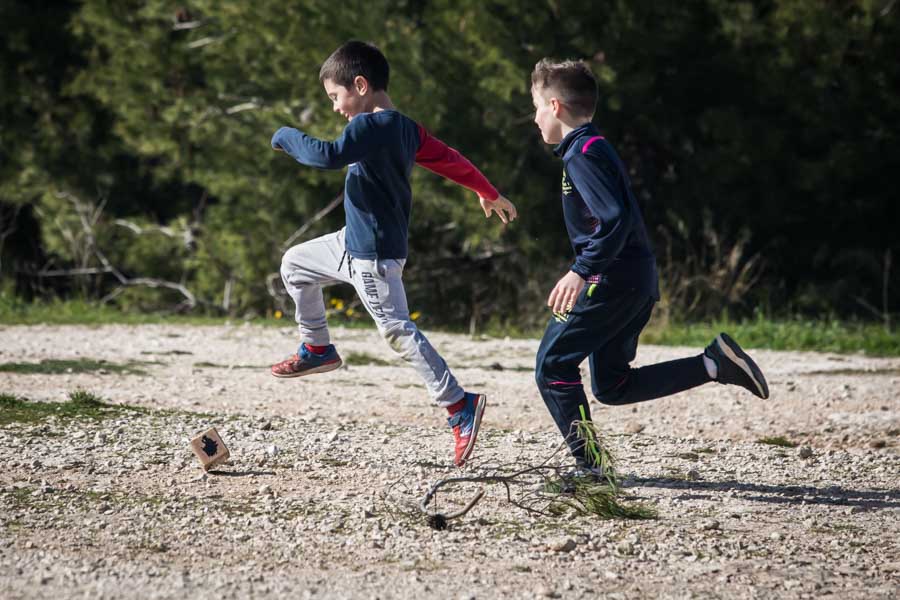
[535,280,711,465]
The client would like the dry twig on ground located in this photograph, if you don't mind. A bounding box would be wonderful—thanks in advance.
[395,421,657,530]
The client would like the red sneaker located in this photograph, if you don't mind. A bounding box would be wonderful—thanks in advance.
[448,392,487,467]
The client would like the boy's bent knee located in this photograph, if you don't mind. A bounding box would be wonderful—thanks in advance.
[378,319,419,355]
[380,318,415,339]
[592,372,632,405]
[593,383,629,406]
[280,249,302,279]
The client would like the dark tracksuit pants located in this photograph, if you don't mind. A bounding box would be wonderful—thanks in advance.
[535,281,711,464]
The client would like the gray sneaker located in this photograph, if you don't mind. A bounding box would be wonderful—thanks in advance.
[705,333,769,399]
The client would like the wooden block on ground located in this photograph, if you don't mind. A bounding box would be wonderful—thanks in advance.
[190,427,230,471]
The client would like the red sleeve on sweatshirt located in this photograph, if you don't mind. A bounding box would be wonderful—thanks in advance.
[414,124,500,201]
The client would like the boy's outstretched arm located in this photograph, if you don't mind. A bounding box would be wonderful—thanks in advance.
[271,117,382,170]
[415,125,517,224]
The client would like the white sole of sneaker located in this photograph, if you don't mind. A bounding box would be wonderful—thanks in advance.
[457,394,486,467]
[271,359,343,379]
[716,334,769,399]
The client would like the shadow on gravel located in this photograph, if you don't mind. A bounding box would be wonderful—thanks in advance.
[207,470,277,477]
[627,476,900,510]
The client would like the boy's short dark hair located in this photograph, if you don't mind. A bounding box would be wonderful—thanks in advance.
[531,58,598,119]
[319,40,390,92]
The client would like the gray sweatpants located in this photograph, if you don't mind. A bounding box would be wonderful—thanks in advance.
[280,228,464,407]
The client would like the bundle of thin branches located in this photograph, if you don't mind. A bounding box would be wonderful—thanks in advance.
[397,419,655,530]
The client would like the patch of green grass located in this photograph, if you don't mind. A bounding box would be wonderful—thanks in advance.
[6,487,33,504]
[4,293,896,356]
[191,362,264,369]
[757,436,798,448]
[0,295,227,326]
[343,352,395,367]
[447,315,900,357]
[0,390,139,425]
[0,292,381,330]
[641,316,900,357]
[2,485,188,520]
[805,367,900,376]
[0,358,153,376]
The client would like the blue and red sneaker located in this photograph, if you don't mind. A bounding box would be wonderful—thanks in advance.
[447,392,487,467]
[271,343,342,378]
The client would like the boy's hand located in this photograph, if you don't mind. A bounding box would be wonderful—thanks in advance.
[480,194,517,224]
[547,270,585,314]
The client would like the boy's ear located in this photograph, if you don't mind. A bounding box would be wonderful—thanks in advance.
[353,75,369,96]
[550,97,564,118]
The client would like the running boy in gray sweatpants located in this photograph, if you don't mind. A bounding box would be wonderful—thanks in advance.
[270,41,517,467]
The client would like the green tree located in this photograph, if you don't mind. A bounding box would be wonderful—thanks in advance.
[2,0,896,327]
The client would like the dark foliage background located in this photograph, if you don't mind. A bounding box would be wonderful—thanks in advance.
[1,0,897,330]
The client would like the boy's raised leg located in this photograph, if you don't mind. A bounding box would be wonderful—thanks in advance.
[590,328,769,404]
[272,228,351,378]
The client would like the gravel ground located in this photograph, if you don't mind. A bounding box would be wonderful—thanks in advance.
[1,324,898,599]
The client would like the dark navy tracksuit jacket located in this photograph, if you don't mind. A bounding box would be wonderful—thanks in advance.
[556,124,659,296]
[536,124,708,463]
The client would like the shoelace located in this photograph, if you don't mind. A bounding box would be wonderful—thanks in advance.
[447,410,473,435]
[447,411,465,427]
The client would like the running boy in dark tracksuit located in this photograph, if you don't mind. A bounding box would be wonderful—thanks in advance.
[270,41,518,467]
[529,59,769,474]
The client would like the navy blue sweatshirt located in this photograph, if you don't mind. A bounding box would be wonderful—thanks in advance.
[272,110,498,260]
[554,123,659,298]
